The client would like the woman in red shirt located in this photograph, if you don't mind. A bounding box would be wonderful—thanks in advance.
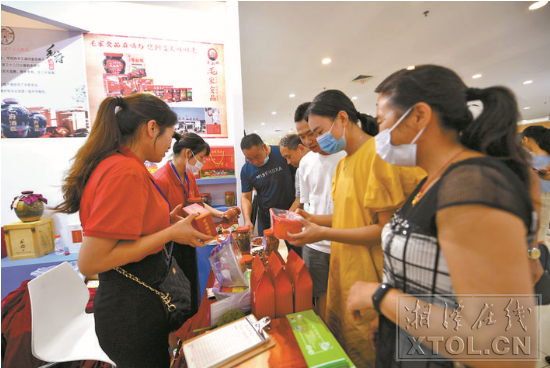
[55,94,213,368]
[154,132,236,315]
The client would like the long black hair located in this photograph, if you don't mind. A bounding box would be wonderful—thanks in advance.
[375,64,531,187]
[521,126,550,155]
[172,132,210,157]
[306,89,379,136]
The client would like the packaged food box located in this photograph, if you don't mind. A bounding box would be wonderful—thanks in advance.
[134,78,154,92]
[4,218,55,260]
[269,208,303,241]
[182,203,217,237]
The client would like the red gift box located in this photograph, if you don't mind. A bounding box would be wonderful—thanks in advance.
[285,250,313,313]
[134,78,154,92]
[201,146,235,178]
[251,255,275,319]
[267,252,293,317]
[270,208,303,241]
[182,204,217,237]
[103,74,122,94]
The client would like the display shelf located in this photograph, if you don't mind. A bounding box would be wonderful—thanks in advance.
[196,177,236,185]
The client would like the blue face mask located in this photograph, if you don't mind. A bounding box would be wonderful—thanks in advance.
[316,119,346,154]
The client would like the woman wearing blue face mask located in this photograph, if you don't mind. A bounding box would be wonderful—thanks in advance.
[154,132,237,317]
[346,65,539,368]
[288,89,426,367]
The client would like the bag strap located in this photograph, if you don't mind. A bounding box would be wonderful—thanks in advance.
[114,247,176,311]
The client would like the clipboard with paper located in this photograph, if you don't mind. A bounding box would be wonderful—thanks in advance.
[183,315,274,368]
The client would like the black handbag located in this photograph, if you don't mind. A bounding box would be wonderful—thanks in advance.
[114,246,193,331]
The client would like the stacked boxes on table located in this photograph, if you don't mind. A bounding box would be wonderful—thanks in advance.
[250,249,313,319]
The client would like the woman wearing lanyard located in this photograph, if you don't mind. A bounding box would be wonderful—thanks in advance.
[54,94,213,368]
[154,132,239,315]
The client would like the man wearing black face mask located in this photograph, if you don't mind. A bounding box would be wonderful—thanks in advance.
[240,133,299,255]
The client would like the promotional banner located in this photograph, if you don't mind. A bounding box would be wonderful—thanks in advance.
[1,27,90,138]
[83,33,228,138]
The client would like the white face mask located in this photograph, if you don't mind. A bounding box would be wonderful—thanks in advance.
[186,151,203,173]
[375,106,426,167]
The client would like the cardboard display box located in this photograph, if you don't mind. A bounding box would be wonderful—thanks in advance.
[182,204,217,237]
[4,218,55,261]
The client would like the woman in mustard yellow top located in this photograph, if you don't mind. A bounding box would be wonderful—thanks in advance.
[289,90,425,367]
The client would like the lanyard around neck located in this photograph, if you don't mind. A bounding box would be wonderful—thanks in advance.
[170,161,190,198]
[149,176,174,266]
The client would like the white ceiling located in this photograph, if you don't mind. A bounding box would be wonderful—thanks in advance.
[238,1,550,145]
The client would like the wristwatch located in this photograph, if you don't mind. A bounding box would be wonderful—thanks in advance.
[528,247,541,260]
[372,283,394,315]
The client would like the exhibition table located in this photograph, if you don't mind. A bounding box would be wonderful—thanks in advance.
[172,271,308,368]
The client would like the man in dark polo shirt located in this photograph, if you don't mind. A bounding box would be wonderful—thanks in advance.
[240,133,301,257]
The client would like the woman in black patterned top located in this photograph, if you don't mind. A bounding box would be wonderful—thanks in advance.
[347,65,538,368]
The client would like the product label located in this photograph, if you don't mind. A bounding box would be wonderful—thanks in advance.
[72,229,83,243]
[105,59,124,74]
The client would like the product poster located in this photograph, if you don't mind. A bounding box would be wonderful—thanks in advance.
[83,33,228,138]
[1,27,90,138]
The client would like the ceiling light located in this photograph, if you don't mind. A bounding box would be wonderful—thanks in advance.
[524,107,530,110]
[406,65,415,70]
[261,122,265,125]
[322,58,332,64]
[352,96,358,100]
[472,74,482,79]
[529,1,548,10]
[523,80,533,85]
[289,93,295,98]
[272,111,277,115]
[254,130,258,133]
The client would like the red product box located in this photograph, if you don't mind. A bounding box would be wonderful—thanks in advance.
[134,78,154,92]
[172,88,183,102]
[182,204,217,237]
[103,74,122,94]
[142,84,173,99]
[285,250,313,312]
[163,88,174,103]
[200,146,235,178]
[270,208,303,241]
[251,255,275,319]
[118,75,137,96]
[267,252,293,317]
